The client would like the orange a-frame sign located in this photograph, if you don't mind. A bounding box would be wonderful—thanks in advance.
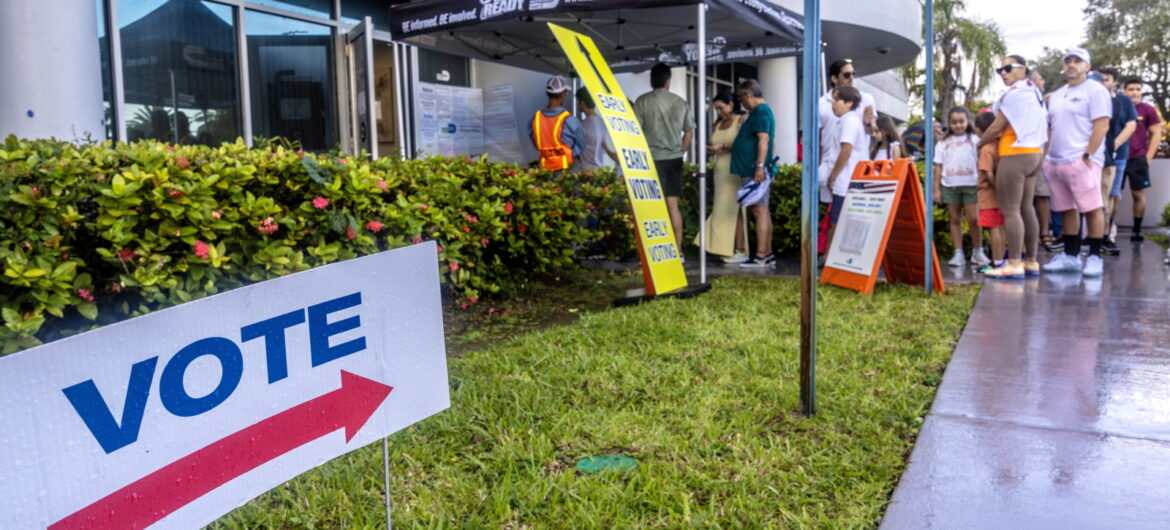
[820,159,945,294]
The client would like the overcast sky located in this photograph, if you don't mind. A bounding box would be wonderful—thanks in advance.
[963,0,1090,61]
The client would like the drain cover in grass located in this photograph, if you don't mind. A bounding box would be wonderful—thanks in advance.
[576,454,638,474]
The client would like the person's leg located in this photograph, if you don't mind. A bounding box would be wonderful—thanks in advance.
[996,157,1026,262]
[965,203,982,249]
[1127,157,1150,239]
[991,226,1006,264]
[734,208,747,254]
[1132,188,1146,229]
[1036,196,1051,240]
[753,205,772,257]
[947,203,964,262]
[1021,168,1039,264]
[665,196,684,250]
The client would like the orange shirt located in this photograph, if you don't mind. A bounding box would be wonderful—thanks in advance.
[977,143,1001,211]
[998,124,1042,157]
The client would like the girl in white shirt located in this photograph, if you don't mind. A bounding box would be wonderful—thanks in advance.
[934,106,989,267]
[869,115,903,161]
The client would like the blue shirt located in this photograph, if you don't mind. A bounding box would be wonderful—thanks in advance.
[526,107,584,158]
[730,103,775,177]
[1106,93,1137,166]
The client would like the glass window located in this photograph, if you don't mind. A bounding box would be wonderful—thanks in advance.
[119,0,241,144]
[340,0,391,32]
[96,0,114,141]
[247,0,332,20]
[418,48,470,87]
[246,10,336,151]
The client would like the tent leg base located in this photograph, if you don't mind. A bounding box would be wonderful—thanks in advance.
[612,283,712,307]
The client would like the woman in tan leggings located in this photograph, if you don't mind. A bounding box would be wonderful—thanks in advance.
[977,55,1048,279]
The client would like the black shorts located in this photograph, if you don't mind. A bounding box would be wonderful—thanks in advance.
[1124,156,1152,191]
[655,158,684,197]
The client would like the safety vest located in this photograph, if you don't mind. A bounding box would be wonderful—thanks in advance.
[532,110,573,171]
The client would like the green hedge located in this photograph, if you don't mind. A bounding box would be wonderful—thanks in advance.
[0,136,624,354]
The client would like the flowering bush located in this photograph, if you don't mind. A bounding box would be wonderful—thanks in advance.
[0,136,628,354]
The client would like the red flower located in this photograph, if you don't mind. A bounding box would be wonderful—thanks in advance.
[554,186,562,192]
[377,179,388,191]
[462,226,471,233]
[365,221,384,233]
[117,247,137,262]
[312,197,329,209]
[77,288,95,303]
[480,238,490,245]
[338,158,347,165]
[460,301,469,309]
[175,156,190,170]
[518,224,528,233]
[411,237,424,244]
[504,202,514,214]
[30,186,42,199]
[464,213,480,223]
[436,245,443,253]
[165,145,174,151]
[419,204,430,210]
[257,217,279,235]
[297,149,305,159]
[449,262,459,272]
[193,240,211,259]
[169,189,184,197]
[469,295,478,304]
[505,169,517,176]
[346,225,356,240]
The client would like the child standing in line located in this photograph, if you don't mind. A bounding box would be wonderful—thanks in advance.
[934,106,989,267]
[974,111,1007,273]
[870,115,903,161]
[821,85,870,248]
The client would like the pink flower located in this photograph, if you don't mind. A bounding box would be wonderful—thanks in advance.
[505,169,517,176]
[419,204,430,210]
[193,240,211,259]
[480,238,490,245]
[346,226,356,240]
[504,202,514,214]
[518,224,528,233]
[449,262,459,272]
[312,197,330,209]
[462,226,471,233]
[169,189,184,197]
[257,217,279,235]
[377,179,388,191]
[436,245,443,253]
[554,186,562,192]
[30,186,42,199]
[460,301,469,309]
[411,237,423,244]
[211,209,223,219]
[165,145,174,151]
[297,150,305,159]
[469,295,478,304]
[338,158,347,165]
[365,221,384,233]
[118,247,136,262]
[77,288,95,303]
[175,156,190,170]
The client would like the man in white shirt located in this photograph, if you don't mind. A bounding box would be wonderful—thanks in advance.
[1040,48,1112,278]
[822,86,870,248]
[818,58,876,197]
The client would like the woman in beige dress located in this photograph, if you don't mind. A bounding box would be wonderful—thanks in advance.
[697,90,748,262]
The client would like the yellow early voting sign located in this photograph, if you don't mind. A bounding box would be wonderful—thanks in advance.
[549,24,687,295]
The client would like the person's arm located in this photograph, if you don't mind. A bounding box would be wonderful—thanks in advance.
[682,129,694,157]
[891,143,903,159]
[1084,117,1109,166]
[977,112,1008,149]
[1148,122,1164,163]
[827,142,853,191]
[932,163,944,204]
[753,132,769,183]
[1115,120,1137,151]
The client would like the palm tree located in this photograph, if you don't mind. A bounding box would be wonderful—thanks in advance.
[900,0,1007,116]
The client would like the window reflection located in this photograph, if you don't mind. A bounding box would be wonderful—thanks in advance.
[248,0,332,19]
[246,10,335,151]
[97,0,114,141]
[119,0,240,144]
[341,0,391,31]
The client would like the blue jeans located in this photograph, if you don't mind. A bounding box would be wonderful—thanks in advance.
[1109,158,1128,197]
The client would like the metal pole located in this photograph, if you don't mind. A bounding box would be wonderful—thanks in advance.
[382,437,393,529]
[697,2,708,283]
[923,0,935,295]
[799,0,821,416]
[169,69,179,143]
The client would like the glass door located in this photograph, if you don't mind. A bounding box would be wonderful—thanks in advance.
[346,17,377,158]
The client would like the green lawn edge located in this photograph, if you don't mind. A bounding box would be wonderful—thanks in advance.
[212,276,979,528]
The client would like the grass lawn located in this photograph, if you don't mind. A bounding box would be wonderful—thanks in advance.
[212,275,978,528]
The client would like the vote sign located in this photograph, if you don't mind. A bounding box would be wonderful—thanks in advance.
[0,244,450,529]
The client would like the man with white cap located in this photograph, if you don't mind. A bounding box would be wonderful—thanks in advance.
[1041,47,1113,278]
[528,75,584,172]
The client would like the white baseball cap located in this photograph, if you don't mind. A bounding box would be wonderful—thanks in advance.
[1063,47,1091,64]
[546,75,570,94]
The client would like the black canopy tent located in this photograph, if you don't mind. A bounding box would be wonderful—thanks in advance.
[389,0,804,282]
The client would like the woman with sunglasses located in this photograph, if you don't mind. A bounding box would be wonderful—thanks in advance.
[977,55,1048,279]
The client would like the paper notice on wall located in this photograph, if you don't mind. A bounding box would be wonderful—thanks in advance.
[483,84,526,163]
[414,82,484,157]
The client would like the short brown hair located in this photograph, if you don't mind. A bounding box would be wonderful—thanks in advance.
[834,86,861,110]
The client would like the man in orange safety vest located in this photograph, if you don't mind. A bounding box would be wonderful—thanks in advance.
[528,75,584,171]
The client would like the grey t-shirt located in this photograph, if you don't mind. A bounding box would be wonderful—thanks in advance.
[579,114,616,171]
[633,88,696,161]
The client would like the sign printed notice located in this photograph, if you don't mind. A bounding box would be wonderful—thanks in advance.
[548,23,687,294]
[823,180,899,275]
[0,244,449,529]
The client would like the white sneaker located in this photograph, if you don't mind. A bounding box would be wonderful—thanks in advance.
[1042,253,1082,273]
[972,248,991,266]
[1082,255,1104,277]
[948,250,966,267]
[722,252,749,264]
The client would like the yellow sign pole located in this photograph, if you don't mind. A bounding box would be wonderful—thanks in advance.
[548,24,688,295]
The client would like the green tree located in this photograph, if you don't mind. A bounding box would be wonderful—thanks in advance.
[1030,47,1066,96]
[1084,0,1170,119]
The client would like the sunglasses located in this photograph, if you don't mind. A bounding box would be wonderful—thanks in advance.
[996,64,1024,75]
[839,72,855,79]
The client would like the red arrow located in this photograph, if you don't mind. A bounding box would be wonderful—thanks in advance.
[51,370,392,530]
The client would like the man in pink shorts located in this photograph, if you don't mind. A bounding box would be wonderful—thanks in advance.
[1041,47,1112,278]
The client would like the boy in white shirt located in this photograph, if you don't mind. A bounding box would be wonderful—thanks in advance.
[822,86,870,247]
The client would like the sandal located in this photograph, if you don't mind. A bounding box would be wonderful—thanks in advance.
[1041,235,1064,252]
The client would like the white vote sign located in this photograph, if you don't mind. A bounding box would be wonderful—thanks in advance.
[0,244,450,529]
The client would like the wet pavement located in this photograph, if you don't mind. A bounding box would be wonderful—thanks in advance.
[881,236,1170,529]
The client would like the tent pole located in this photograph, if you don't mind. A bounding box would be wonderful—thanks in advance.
[800,0,821,417]
[697,2,708,283]
[924,0,935,295]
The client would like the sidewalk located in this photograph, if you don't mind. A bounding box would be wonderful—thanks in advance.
[881,238,1170,529]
